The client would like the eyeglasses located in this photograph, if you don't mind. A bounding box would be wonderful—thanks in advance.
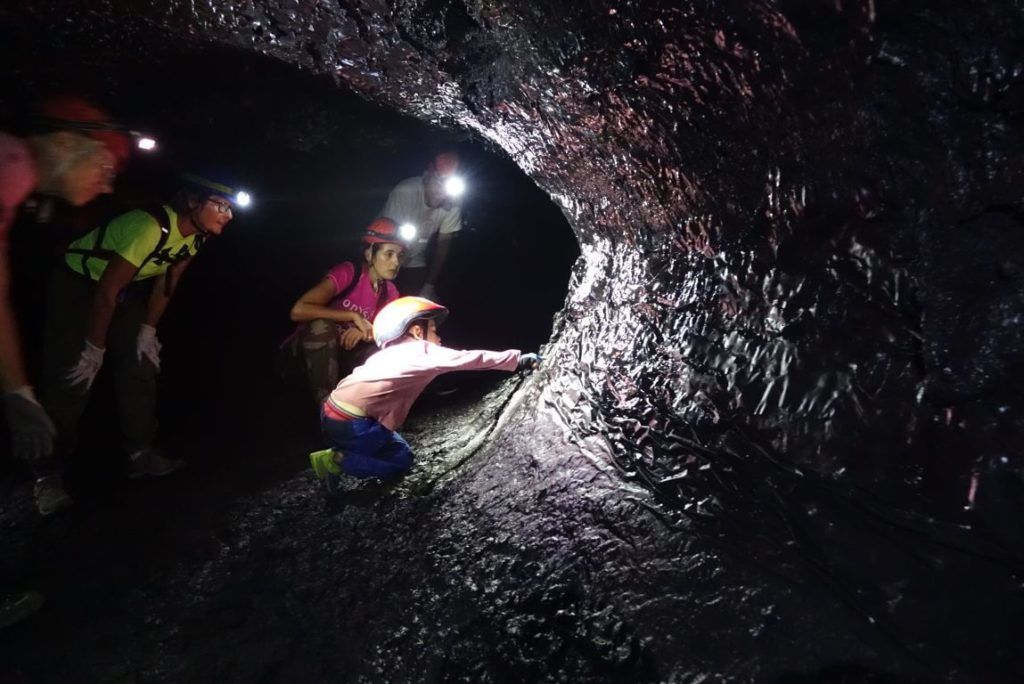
[206,199,233,214]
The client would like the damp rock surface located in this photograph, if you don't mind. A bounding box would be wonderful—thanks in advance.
[2,1,1024,681]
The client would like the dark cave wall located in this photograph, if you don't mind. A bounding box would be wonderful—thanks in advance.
[220,0,1024,500]
[14,0,1024,500]
[2,3,1023,680]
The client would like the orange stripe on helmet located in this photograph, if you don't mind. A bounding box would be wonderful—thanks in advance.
[373,296,449,348]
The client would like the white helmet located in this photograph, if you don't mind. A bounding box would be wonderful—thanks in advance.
[373,296,449,348]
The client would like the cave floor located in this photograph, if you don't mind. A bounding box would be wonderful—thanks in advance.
[1,370,1021,682]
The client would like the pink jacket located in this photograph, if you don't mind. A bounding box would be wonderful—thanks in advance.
[329,340,520,431]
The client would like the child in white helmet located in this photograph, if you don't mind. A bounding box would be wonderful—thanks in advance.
[309,296,541,488]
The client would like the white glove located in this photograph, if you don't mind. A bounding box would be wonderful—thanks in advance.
[136,324,162,370]
[3,386,56,462]
[419,282,438,302]
[66,341,105,389]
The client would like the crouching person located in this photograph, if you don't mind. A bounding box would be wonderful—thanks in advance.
[282,218,404,404]
[309,296,542,490]
[32,172,243,515]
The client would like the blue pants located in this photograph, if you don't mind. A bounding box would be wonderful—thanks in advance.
[320,411,413,479]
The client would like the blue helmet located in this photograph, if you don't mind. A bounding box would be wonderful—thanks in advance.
[180,173,251,207]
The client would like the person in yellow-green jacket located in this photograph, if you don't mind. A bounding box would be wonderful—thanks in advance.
[32,172,250,515]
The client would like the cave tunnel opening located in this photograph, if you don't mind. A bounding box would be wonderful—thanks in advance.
[0,40,580,496]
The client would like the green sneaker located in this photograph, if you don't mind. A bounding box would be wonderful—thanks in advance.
[309,449,342,480]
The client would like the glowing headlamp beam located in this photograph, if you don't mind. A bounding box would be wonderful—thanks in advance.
[443,176,466,198]
[235,191,252,208]
[399,222,418,241]
[128,130,158,152]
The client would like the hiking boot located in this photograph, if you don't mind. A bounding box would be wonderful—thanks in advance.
[128,449,185,479]
[0,591,44,630]
[33,477,72,516]
[309,449,362,495]
[309,448,342,480]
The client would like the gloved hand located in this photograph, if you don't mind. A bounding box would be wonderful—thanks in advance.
[419,282,438,302]
[517,353,543,372]
[3,387,56,462]
[66,341,105,389]
[136,324,162,370]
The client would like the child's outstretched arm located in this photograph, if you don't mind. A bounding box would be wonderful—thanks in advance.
[419,346,520,373]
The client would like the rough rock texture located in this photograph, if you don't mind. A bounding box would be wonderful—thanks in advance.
[3,1,1024,681]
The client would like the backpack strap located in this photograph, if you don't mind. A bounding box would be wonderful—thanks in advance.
[64,204,172,277]
[137,205,181,297]
[64,217,117,276]
[331,261,389,319]
[136,204,172,272]
[374,277,389,315]
[333,262,363,302]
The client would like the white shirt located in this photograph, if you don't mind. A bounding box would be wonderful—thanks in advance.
[378,176,462,268]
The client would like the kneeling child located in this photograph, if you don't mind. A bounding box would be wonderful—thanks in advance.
[309,296,541,487]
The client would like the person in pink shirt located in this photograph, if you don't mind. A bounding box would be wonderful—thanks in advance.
[309,296,542,488]
[283,218,405,403]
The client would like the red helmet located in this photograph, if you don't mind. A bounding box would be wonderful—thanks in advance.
[373,296,448,348]
[429,152,459,178]
[37,95,132,170]
[362,217,402,245]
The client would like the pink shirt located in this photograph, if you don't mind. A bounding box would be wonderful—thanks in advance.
[329,341,520,431]
[286,262,400,346]
[0,133,37,245]
[324,261,399,325]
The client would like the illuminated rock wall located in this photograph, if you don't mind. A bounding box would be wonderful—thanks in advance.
[3,1,1023,680]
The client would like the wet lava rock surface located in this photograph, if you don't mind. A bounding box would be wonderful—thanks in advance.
[3,1,1024,681]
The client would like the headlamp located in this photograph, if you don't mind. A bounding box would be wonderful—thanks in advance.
[42,117,158,153]
[235,191,252,208]
[399,222,418,241]
[443,176,466,198]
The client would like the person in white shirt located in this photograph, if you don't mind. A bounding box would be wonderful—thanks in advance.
[377,152,464,300]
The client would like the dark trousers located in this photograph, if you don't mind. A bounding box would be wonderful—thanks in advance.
[36,267,158,474]
[279,319,377,405]
[320,409,413,479]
